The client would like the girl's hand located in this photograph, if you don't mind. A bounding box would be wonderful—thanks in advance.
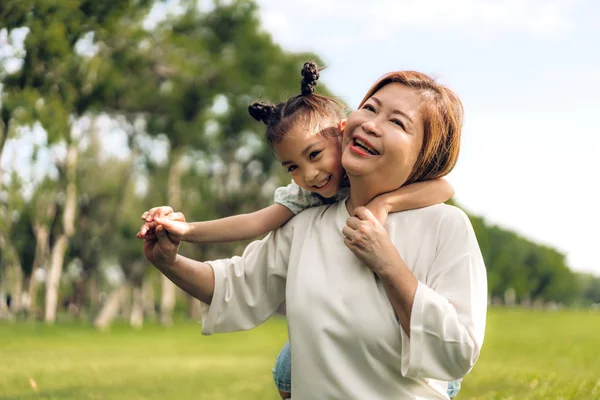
[137,206,187,240]
[365,198,390,225]
[141,206,178,222]
[342,206,401,276]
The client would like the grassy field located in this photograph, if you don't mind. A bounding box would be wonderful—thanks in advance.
[1,308,599,399]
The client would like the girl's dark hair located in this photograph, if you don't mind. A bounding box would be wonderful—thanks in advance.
[248,62,345,146]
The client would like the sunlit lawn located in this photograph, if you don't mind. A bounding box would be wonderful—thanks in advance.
[1,308,599,399]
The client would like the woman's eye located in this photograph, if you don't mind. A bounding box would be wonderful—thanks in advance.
[391,119,405,129]
[363,104,376,112]
[309,151,321,160]
[287,165,297,173]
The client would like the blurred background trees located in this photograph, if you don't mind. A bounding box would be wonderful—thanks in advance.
[1,0,598,327]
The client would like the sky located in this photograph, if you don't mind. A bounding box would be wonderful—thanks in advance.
[253,0,600,274]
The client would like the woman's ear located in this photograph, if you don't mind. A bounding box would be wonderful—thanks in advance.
[338,119,347,135]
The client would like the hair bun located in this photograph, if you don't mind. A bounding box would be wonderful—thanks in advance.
[301,62,320,95]
[248,102,276,125]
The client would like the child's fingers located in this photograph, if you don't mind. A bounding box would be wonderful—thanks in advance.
[168,212,186,222]
[354,206,379,225]
[154,216,177,230]
[151,206,174,221]
[145,207,159,221]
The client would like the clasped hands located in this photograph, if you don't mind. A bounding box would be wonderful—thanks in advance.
[136,206,188,267]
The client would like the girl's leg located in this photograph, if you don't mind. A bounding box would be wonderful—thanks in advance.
[447,378,462,398]
[272,341,292,399]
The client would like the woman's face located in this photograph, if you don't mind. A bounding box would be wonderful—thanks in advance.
[341,83,424,191]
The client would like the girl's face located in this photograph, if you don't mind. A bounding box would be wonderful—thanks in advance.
[341,83,424,191]
[273,124,345,199]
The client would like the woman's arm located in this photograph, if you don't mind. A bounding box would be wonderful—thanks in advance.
[342,207,418,334]
[366,178,454,223]
[144,212,292,335]
[143,223,215,304]
[343,206,487,381]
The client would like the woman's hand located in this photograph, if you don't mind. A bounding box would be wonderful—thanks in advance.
[143,223,180,268]
[137,206,188,240]
[342,206,401,276]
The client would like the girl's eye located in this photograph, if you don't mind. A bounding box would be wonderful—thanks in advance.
[309,151,321,160]
[287,165,297,173]
[391,119,405,129]
[363,104,376,112]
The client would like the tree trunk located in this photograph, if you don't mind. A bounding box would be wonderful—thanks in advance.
[0,114,10,189]
[143,280,156,321]
[70,270,90,319]
[27,212,52,318]
[44,142,78,323]
[94,284,127,330]
[160,149,184,326]
[188,296,202,320]
[27,273,41,320]
[160,275,177,325]
[0,290,12,320]
[9,264,23,314]
[130,285,144,328]
[44,236,69,322]
[121,285,132,319]
[0,235,24,314]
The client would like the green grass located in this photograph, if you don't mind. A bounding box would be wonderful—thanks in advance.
[1,309,599,399]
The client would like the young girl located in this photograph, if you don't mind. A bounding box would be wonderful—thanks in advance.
[137,62,461,399]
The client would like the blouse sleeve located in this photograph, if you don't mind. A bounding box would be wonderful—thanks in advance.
[274,181,325,215]
[200,222,294,335]
[400,207,488,381]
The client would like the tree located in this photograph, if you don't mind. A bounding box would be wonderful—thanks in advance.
[0,0,153,322]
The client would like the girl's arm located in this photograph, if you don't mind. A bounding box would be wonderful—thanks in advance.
[182,180,320,243]
[138,204,295,244]
[185,204,294,243]
[366,178,455,223]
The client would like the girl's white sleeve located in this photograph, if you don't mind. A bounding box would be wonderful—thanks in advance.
[274,181,324,215]
[200,222,293,335]
[400,207,488,381]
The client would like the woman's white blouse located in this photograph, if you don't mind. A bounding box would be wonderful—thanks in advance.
[201,201,488,399]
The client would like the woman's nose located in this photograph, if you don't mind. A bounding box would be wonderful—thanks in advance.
[362,119,382,136]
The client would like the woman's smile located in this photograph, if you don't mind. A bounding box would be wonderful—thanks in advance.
[349,136,380,156]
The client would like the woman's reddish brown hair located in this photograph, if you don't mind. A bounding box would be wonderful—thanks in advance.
[359,71,464,185]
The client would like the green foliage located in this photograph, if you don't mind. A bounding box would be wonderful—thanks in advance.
[468,213,581,305]
[578,273,600,305]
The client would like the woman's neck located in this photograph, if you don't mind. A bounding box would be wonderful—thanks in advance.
[345,177,380,213]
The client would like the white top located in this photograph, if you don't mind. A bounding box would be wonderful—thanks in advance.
[201,201,488,400]
[273,180,350,214]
